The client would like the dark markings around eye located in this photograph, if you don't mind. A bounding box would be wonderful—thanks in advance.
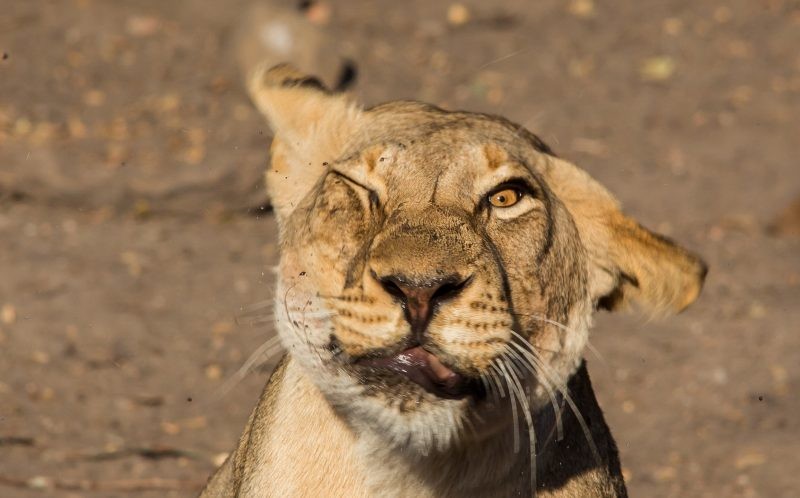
[369,191,381,211]
[324,170,377,289]
[429,171,444,205]
[330,170,381,214]
[536,192,555,266]
[486,178,536,200]
[331,170,375,196]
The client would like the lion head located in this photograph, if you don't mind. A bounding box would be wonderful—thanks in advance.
[249,64,706,455]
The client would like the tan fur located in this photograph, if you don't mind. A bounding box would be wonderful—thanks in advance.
[200,63,706,497]
[540,156,707,313]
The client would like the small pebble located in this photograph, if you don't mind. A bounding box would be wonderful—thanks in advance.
[161,421,181,435]
[83,89,106,107]
[621,400,636,413]
[735,451,765,470]
[205,364,222,380]
[1,304,16,324]
[640,56,676,82]
[32,351,50,365]
[447,4,470,26]
[568,0,595,18]
[27,476,53,490]
[126,15,161,37]
[652,466,676,482]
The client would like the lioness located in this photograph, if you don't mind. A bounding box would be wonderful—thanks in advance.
[201,57,706,498]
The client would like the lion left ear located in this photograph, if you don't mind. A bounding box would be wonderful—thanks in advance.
[598,211,708,313]
[247,63,364,221]
[542,156,707,315]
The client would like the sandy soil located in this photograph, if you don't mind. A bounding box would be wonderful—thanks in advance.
[1,1,798,497]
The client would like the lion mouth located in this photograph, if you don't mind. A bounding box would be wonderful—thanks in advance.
[357,346,483,400]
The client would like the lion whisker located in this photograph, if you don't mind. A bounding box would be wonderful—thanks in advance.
[500,351,537,496]
[492,360,520,454]
[512,312,606,365]
[212,335,284,401]
[584,340,606,367]
[479,372,499,406]
[237,295,278,314]
[506,330,602,465]
[486,362,507,400]
[281,285,335,367]
[505,344,564,442]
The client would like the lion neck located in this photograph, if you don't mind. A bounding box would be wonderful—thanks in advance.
[354,416,527,497]
[352,362,624,497]
[275,357,625,497]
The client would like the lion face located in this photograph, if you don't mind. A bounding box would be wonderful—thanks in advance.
[251,65,706,453]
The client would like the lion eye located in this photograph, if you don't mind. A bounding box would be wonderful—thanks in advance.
[489,188,521,208]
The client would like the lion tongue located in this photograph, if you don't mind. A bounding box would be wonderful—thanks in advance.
[421,349,460,385]
[393,347,460,390]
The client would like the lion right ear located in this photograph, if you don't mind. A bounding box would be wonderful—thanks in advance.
[247,64,364,221]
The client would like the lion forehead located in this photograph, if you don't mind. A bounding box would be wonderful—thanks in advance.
[331,124,548,210]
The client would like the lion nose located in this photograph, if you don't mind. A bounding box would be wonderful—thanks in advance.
[375,273,472,340]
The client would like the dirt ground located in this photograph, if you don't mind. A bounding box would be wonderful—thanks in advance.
[1,0,799,496]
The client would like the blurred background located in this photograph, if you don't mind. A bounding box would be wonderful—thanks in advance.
[1,0,798,496]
